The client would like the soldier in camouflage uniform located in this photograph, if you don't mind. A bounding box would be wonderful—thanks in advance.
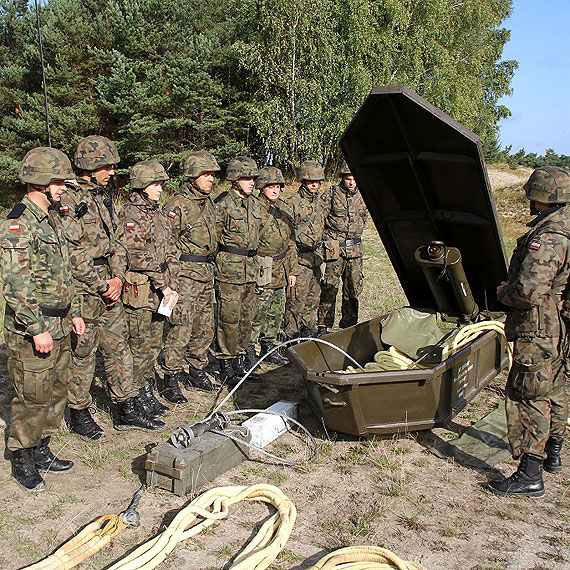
[1,148,85,491]
[317,161,368,335]
[284,160,329,338]
[116,160,179,421]
[214,156,263,386]
[489,166,570,497]
[161,151,220,399]
[250,167,299,366]
[60,135,162,439]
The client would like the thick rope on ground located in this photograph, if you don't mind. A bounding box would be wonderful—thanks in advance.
[106,484,296,570]
[21,514,128,570]
[306,545,426,570]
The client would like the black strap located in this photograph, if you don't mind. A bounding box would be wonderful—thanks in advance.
[214,191,228,204]
[180,253,215,263]
[93,257,108,266]
[273,250,287,261]
[297,243,317,254]
[7,203,26,219]
[219,244,257,257]
[40,305,70,317]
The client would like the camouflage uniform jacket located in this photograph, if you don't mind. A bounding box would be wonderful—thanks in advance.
[116,191,179,310]
[256,195,299,289]
[0,196,80,339]
[60,178,127,295]
[163,182,218,283]
[323,183,368,258]
[498,204,570,342]
[215,188,262,284]
[286,185,329,268]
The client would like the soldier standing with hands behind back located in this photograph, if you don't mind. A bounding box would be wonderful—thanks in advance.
[490,166,570,497]
[1,148,85,492]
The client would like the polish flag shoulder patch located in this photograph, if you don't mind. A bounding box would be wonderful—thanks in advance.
[9,224,20,232]
[125,222,135,229]
[168,211,176,218]
[529,241,541,251]
[59,205,69,214]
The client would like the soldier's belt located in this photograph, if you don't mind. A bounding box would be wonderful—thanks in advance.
[93,256,109,266]
[219,245,258,257]
[273,250,287,261]
[159,261,169,272]
[340,238,362,247]
[180,253,215,263]
[40,304,71,318]
[296,243,318,254]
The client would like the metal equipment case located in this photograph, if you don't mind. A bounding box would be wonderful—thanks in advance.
[288,86,509,437]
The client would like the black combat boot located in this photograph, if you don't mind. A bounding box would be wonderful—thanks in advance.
[12,448,45,492]
[184,367,218,392]
[260,339,289,366]
[140,378,170,417]
[115,398,164,431]
[135,392,162,421]
[316,325,328,337]
[232,355,262,382]
[544,436,564,474]
[300,325,317,339]
[68,407,106,441]
[488,453,544,497]
[160,372,188,405]
[219,358,240,387]
[243,344,260,371]
[33,437,74,473]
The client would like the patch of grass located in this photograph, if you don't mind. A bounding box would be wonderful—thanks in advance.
[268,470,288,486]
[397,513,427,532]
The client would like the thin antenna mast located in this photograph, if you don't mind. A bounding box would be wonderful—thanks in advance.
[34,0,51,147]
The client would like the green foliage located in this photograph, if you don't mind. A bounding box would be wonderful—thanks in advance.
[0,0,516,203]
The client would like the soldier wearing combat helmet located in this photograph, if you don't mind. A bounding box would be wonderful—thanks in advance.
[490,166,570,497]
[117,160,179,421]
[214,156,263,386]
[249,166,299,367]
[160,150,221,400]
[317,160,368,335]
[284,160,330,338]
[1,148,85,491]
[60,136,162,439]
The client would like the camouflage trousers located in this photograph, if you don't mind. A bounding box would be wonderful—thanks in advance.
[284,263,322,337]
[506,336,569,459]
[251,286,285,343]
[162,278,214,373]
[318,255,363,329]
[6,329,70,451]
[215,281,258,358]
[125,307,165,388]
[68,294,137,409]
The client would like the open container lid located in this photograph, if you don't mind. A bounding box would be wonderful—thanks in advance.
[340,86,508,314]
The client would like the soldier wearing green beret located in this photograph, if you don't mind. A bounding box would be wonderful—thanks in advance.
[490,166,570,497]
[1,147,85,491]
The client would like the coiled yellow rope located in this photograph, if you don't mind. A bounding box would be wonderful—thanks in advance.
[307,545,425,570]
[342,320,512,373]
[106,484,296,570]
[21,514,128,570]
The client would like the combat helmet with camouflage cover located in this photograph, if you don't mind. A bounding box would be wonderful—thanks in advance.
[255,166,285,189]
[19,147,75,186]
[298,160,325,182]
[524,166,570,204]
[183,150,220,178]
[130,160,169,190]
[339,160,351,176]
[226,156,258,181]
[74,135,120,171]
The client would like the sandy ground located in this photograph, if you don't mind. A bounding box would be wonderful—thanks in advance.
[1,164,569,570]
